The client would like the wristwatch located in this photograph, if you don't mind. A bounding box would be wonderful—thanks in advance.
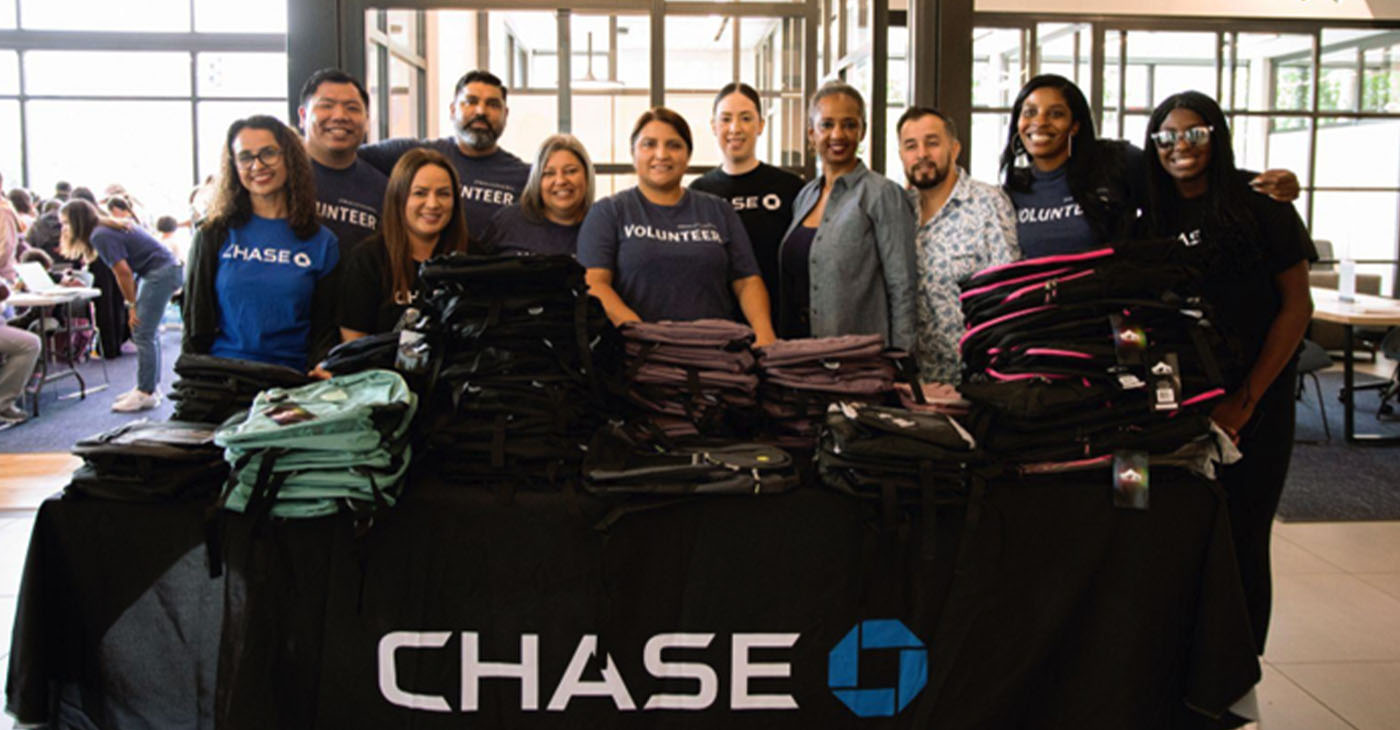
[125,300,136,309]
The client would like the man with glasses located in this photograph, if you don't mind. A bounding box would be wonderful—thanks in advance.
[358,69,530,236]
[299,69,387,258]
[897,106,1019,384]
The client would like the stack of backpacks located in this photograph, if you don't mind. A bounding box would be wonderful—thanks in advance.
[406,253,622,489]
[583,422,797,497]
[67,419,228,502]
[621,320,759,439]
[170,353,313,424]
[212,369,417,520]
[955,237,1235,464]
[818,401,977,505]
[756,334,901,449]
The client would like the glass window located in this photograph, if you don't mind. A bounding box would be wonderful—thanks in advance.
[1273,57,1313,113]
[387,56,420,140]
[365,42,381,142]
[664,93,722,168]
[196,100,288,182]
[973,27,1025,109]
[0,1,14,30]
[493,11,557,90]
[21,0,190,32]
[387,10,420,52]
[666,16,733,90]
[970,112,1009,185]
[573,93,650,167]
[1123,31,1218,111]
[498,94,557,164]
[194,0,287,33]
[1312,190,1400,290]
[196,53,288,99]
[844,0,870,55]
[1363,43,1400,113]
[1229,33,1312,112]
[1314,118,1400,188]
[27,100,193,213]
[740,17,805,170]
[1122,114,1150,148]
[1319,47,1360,114]
[1238,115,1311,186]
[25,51,191,97]
[0,101,22,187]
[1038,23,1092,104]
[0,51,17,96]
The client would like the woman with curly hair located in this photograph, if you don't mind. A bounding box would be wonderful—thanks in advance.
[182,114,341,370]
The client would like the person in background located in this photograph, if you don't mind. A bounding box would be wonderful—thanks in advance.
[53,181,71,202]
[341,148,469,340]
[779,82,916,348]
[0,278,41,425]
[1141,91,1314,655]
[104,196,144,228]
[299,68,387,257]
[359,70,530,235]
[8,189,35,233]
[183,115,340,372]
[60,199,181,412]
[479,134,594,257]
[690,82,804,320]
[156,215,190,265]
[897,105,1018,384]
[578,107,776,344]
[1001,74,1299,259]
[71,187,97,205]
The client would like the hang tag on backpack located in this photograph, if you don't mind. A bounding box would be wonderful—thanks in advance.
[1148,352,1182,412]
[395,329,430,374]
[1109,314,1147,367]
[1112,450,1149,510]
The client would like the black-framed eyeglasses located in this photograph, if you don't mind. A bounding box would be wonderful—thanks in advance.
[235,146,283,169]
[1150,126,1213,149]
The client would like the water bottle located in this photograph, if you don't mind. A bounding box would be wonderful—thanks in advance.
[1339,259,1356,303]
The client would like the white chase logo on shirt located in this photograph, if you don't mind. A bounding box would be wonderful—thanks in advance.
[622,224,723,244]
[730,194,783,212]
[222,243,313,268]
[317,200,379,231]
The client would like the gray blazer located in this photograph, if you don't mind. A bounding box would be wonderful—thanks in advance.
[780,161,917,350]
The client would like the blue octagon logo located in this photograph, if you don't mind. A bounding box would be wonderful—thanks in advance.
[827,619,928,717]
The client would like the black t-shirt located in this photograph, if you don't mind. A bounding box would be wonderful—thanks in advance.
[479,205,580,257]
[338,234,422,336]
[690,163,805,314]
[1160,189,1316,384]
[312,159,388,258]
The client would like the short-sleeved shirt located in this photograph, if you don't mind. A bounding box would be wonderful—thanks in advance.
[690,163,805,313]
[312,158,388,257]
[577,187,760,322]
[210,215,339,369]
[1156,190,1316,383]
[480,204,581,257]
[339,233,432,336]
[358,138,531,236]
[90,226,178,278]
[1009,164,1099,258]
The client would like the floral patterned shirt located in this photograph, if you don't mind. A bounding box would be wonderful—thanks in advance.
[911,168,1019,384]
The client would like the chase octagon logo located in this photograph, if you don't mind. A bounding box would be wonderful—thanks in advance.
[828,619,928,717]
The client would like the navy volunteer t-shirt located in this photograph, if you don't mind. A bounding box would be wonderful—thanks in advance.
[690,162,804,317]
[210,215,339,369]
[1009,164,1099,258]
[312,158,387,257]
[90,226,178,277]
[358,137,531,236]
[576,187,760,322]
[480,204,580,257]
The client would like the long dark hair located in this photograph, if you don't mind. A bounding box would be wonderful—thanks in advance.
[380,147,470,304]
[1143,91,1261,270]
[203,115,320,240]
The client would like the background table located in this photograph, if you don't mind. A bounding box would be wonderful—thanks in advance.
[1309,287,1400,443]
[7,470,1258,729]
[7,289,104,416]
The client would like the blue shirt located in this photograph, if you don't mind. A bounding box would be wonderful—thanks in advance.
[90,226,178,278]
[910,168,1020,383]
[1008,163,1098,258]
[358,138,531,237]
[577,187,760,322]
[210,216,339,369]
[481,204,581,257]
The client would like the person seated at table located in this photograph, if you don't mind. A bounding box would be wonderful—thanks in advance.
[183,115,340,372]
[1139,90,1314,655]
[780,82,916,348]
[340,148,469,341]
[60,199,182,412]
[478,134,594,257]
[0,279,41,425]
[578,107,776,345]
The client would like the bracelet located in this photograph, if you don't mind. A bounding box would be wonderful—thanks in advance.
[124,300,136,309]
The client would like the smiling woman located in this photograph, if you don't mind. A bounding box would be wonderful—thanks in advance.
[477,134,596,258]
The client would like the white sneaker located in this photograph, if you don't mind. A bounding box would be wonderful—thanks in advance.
[112,390,161,413]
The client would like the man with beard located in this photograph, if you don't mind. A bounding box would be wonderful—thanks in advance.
[358,69,530,236]
[897,106,1018,383]
[300,68,387,257]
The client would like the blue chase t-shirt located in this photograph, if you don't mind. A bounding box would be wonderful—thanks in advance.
[210,215,339,369]
[90,226,178,277]
[1009,164,1099,258]
[577,187,760,322]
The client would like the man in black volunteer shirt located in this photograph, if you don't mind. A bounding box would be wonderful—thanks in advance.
[299,68,387,257]
[690,82,804,320]
[358,69,530,237]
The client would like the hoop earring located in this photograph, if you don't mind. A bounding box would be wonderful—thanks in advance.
[1014,136,1030,169]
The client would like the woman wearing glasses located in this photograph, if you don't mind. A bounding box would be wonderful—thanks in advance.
[183,115,340,371]
[1001,74,1299,258]
[1141,91,1314,655]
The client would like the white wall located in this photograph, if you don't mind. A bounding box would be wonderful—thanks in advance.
[974,0,1400,20]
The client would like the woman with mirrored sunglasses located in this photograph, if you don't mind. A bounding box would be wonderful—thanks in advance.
[1141,90,1315,656]
[1000,74,1300,259]
[183,115,341,373]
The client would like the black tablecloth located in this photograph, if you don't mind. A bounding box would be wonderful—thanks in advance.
[7,470,1259,729]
